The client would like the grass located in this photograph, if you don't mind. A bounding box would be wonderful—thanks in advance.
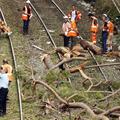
[0,0,120,119]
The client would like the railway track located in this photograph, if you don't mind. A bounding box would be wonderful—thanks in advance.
[21,0,119,119]
[112,0,120,14]
[22,0,119,119]
[0,0,119,120]
[29,0,74,85]
[52,0,120,80]
[0,8,23,120]
[51,0,110,83]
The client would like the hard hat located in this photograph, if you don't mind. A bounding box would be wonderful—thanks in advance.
[103,14,108,18]
[26,0,30,4]
[3,59,8,64]
[63,16,68,19]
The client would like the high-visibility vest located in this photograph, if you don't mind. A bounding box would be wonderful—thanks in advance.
[21,14,28,21]
[91,33,97,44]
[2,64,13,81]
[67,30,77,37]
[71,20,77,29]
[107,21,114,33]
[22,6,31,21]
[67,20,78,37]
[76,12,82,21]
[91,24,98,33]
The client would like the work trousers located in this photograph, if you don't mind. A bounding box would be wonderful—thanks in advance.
[23,20,30,34]
[63,35,70,47]
[102,31,108,53]
[91,32,97,44]
[70,37,77,48]
[0,88,8,115]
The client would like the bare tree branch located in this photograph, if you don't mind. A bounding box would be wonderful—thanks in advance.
[33,80,109,120]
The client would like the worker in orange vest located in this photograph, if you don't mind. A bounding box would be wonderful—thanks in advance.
[90,15,98,44]
[2,59,13,84]
[76,11,82,23]
[67,20,79,47]
[68,5,82,23]
[107,19,114,52]
[102,14,114,52]
[62,16,71,47]
[22,0,32,35]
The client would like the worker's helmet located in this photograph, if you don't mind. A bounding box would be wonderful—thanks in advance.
[102,14,108,18]
[26,0,30,4]
[3,59,8,64]
[88,12,94,16]
[63,15,68,19]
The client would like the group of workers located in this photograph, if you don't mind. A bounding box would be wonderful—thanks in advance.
[0,60,13,116]
[0,0,31,117]
[62,5,115,53]
[21,0,116,54]
[62,5,82,48]
[0,1,117,117]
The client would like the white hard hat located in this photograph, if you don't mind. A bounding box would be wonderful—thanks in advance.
[103,14,108,18]
[26,0,30,4]
[63,16,68,19]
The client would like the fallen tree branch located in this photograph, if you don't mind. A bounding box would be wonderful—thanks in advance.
[33,80,67,104]
[50,57,88,70]
[85,91,113,94]
[33,80,109,120]
[101,106,120,116]
[99,88,120,102]
[78,68,92,81]
[94,107,120,117]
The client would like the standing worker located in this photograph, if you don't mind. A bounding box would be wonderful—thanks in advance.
[22,0,32,35]
[68,5,77,22]
[67,20,78,47]
[68,5,82,23]
[102,14,109,53]
[107,18,114,52]
[102,14,114,52]
[2,59,13,84]
[0,66,9,116]
[62,16,71,47]
[90,15,98,44]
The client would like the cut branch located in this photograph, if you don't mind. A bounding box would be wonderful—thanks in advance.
[99,88,120,102]
[101,106,120,116]
[33,80,109,120]
[50,57,88,70]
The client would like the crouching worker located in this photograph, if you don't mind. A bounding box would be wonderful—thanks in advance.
[0,66,9,116]
[22,0,32,35]
[2,59,13,85]
[0,19,12,35]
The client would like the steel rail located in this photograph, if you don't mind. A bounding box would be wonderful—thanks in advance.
[112,0,120,14]
[29,2,57,48]
[0,8,23,120]
[29,0,72,85]
[51,0,109,82]
[115,0,120,6]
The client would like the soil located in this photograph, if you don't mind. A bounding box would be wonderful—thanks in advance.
[0,0,119,120]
